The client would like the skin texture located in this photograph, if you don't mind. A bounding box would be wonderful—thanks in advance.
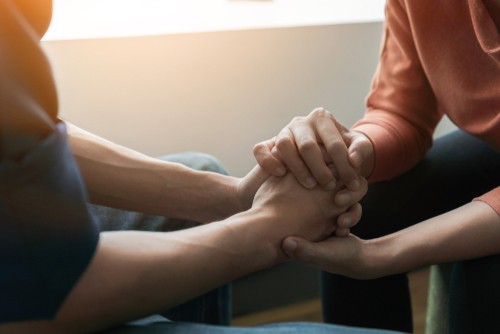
[254,109,500,281]
[253,108,374,189]
[283,201,500,280]
[254,108,374,236]
[1,171,367,334]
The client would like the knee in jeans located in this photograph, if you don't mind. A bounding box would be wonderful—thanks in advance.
[159,151,228,175]
[189,152,227,175]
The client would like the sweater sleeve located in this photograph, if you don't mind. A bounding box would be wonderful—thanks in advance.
[352,0,443,182]
[475,187,500,217]
[0,0,99,323]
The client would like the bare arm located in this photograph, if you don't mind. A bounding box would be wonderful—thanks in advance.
[67,123,257,223]
[1,213,275,334]
[283,201,500,279]
[1,172,367,334]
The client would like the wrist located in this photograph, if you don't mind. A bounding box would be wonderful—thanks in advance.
[363,235,403,278]
[366,230,431,278]
[188,173,244,223]
[227,206,286,267]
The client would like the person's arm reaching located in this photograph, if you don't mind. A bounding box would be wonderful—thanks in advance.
[66,123,261,223]
[1,171,368,334]
[255,0,442,189]
[283,199,500,279]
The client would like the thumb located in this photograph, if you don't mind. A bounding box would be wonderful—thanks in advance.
[282,237,328,266]
[348,133,373,170]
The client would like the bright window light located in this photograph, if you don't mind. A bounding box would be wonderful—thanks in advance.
[43,0,385,41]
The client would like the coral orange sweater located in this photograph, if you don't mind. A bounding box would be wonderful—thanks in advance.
[353,0,500,215]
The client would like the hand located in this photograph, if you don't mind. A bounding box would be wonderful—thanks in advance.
[236,165,270,212]
[282,234,385,279]
[253,107,374,191]
[252,173,367,257]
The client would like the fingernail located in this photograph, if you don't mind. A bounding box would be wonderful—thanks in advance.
[275,167,286,176]
[350,152,361,167]
[284,239,298,253]
[304,177,317,189]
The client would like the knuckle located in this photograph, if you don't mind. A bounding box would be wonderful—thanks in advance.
[290,116,306,125]
[275,136,294,151]
[315,170,332,184]
[326,140,346,155]
[310,107,333,120]
[298,139,318,155]
[261,159,278,172]
[252,142,265,155]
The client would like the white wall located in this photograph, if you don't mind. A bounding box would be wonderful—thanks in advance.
[42,22,454,177]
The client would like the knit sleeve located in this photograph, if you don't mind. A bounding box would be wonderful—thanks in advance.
[474,187,500,217]
[352,0,443,182]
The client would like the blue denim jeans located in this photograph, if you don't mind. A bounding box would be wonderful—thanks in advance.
[91,152,231,326]
[101,321,404,334]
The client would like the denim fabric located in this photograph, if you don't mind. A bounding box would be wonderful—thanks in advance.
[321,130,500,333]
[101,321,404,334]
[90,152,231,325]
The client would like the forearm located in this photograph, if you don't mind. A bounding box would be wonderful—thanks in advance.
[371,201,500,276]
[2,208,278,334]
[66,123,242,223]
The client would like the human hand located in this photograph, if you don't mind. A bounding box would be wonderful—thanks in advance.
[252,173,367,258]
[235,165,270,213]
[253,107,374,191]
[282,234,385,279]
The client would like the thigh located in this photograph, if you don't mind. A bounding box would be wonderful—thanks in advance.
[353,130,500,239]
[448,254,500,334]
[90,151,231,325]
[94,151,228,233]
[100,321,403,334]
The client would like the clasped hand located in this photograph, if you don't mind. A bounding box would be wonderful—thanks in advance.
[251,107,377,278]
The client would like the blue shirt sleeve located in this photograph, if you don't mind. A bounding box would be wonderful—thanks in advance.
[0,0,100,323]
[0,123,100,323]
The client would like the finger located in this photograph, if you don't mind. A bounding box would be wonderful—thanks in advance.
[315,116,360,190]
[334,177,367,207]
[335,227,350,237]
[253,139,287,176]
[320,146,333,164]
[282,236,329,267]
[347,132,373,172]
[275,129,317,189]
[246,164,272,188]
[337,203,362,229]
[288,123,335,189]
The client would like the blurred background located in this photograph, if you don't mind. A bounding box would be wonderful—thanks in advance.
[42,0,456,178]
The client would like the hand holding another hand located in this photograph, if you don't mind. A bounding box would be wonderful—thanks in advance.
[253,108,373,235]
[253,107,373,191]
[252,169,367,260]
[282,234,384,280]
